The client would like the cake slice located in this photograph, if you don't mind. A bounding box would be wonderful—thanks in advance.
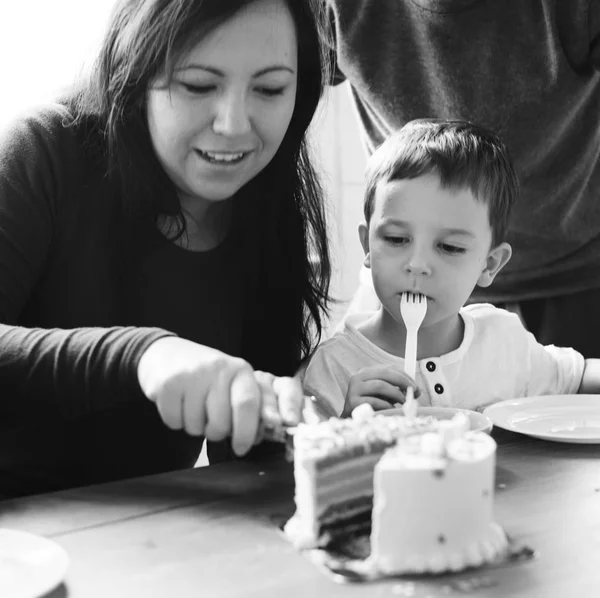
[284,410,442,548]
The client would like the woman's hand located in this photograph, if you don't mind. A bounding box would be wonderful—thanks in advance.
[137,337,303,455]
[252,370,303,443]
[342,365,420,417]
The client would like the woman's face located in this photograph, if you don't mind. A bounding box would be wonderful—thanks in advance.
[146,0,298,207]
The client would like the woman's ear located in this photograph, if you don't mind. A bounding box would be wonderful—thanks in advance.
[477,242,512,287]
[358,222,371,268]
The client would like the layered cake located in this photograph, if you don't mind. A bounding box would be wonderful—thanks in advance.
[285,407,508,575]
[284,408,442,548]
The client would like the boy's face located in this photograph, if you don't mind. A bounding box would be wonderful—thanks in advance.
[359,173,511,330]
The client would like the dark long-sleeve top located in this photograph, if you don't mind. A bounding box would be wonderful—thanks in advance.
[326,0,600,302]
[0,104,285,498]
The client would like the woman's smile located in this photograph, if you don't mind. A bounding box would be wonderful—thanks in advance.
[194,149,253,166]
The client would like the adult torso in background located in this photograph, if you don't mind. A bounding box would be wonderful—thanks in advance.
[327,0,600,302]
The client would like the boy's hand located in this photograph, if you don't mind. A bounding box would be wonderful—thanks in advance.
[342,365,420,417]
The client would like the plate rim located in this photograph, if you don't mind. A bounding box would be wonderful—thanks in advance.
[482,395,600,444]
[0,528,69,598]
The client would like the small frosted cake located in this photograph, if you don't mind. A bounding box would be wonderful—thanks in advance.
[285,406,508,575]
[370,430,508,574]
[284,408,442,548]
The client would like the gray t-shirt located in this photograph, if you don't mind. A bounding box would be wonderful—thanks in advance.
[326,0,600,302]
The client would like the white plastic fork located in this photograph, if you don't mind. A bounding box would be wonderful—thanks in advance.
[400,292,427,419]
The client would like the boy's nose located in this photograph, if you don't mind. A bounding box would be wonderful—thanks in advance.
[404,252,432,276]
[212,92,251,136]
[404,263,431,276]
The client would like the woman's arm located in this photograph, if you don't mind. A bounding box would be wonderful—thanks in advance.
[0,105,175,415]
[0,324,174,414]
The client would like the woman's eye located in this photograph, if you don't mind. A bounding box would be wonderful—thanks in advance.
[439,243,466,255]
[181,83,215,94]
[256,86,286,97]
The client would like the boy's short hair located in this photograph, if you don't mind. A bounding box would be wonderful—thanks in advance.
[363,119,519,247]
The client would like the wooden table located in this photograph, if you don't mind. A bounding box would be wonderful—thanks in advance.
[1,428,599,598]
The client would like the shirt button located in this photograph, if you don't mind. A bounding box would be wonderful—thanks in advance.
[434,383,444,394]
[426,361,436,372]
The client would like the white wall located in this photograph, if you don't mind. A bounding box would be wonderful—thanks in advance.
[311,83,367,337]
[0,1,115,128]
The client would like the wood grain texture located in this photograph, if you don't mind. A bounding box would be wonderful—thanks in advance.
[1,428,599,598]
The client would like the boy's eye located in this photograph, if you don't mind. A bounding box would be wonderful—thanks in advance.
[384,236,409,246]
[439,243,466,255]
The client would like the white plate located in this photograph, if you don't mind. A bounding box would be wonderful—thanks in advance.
[0,529,69,598]
[378,406,493,434]
[483,395,600,444]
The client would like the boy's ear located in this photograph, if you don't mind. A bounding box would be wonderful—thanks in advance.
[477,242,512,287]
[358,222,371,268]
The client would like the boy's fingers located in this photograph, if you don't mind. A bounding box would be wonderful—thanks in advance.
[357,379,407,403]
[357,366,421,397]
[348,397,402,413]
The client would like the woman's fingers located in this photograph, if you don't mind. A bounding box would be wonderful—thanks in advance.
[229,368,261,456]
[255,372,303,443]
[155,385,185,431]
[254,371,281,428]
[182,385,207,436]
[204,365,236,442]
[253,420,266,446]
[272,375,303,425]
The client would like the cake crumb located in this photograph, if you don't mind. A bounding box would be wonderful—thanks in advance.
[451,575,496,592]
[391,582,416,596]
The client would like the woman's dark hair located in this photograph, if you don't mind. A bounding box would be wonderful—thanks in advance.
[63,0,332,368]
[364,119,519,248]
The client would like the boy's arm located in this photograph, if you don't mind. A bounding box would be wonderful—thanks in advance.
[301,349,348,418]
[578,359,600,393]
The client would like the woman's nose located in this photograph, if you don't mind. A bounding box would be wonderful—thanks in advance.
[212,91,251,136]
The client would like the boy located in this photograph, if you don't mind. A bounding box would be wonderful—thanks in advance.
[304,120,600,417]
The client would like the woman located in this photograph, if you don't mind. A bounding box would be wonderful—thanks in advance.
[0,0,331,498]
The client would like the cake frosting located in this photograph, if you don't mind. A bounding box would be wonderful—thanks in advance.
[370,430,507,574]
[285,406,508,575]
